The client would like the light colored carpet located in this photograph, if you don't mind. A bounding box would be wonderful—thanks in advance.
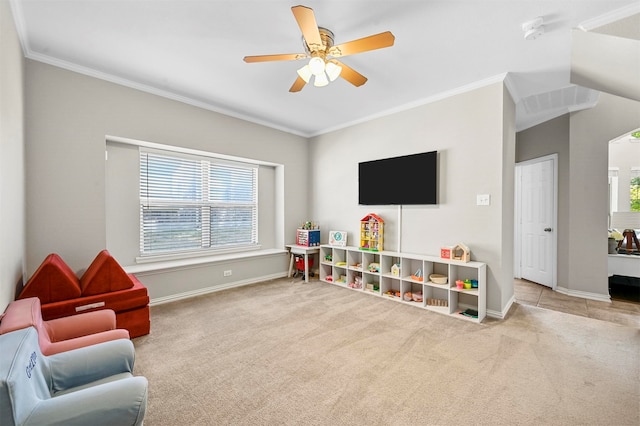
[133,278,640,425]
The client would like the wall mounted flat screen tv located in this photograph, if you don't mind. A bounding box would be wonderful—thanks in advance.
[359,151,437,205]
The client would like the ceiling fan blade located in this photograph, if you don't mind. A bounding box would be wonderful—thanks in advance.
[329,31,395,58]
[289,76,307,92]
[332,60,368,87]
[244,53,307,63]
[291,5,323,52]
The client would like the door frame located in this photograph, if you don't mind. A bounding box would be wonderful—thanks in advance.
[514,153,558,289]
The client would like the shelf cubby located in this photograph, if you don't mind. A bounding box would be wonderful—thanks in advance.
[319,245,487,323]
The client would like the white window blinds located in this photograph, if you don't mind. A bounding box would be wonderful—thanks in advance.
[139,149,258,256]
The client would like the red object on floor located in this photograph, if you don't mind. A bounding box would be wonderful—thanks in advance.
[18,250,150,338]
[295,256,314,271]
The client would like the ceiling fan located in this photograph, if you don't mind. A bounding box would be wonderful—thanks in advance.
[243,5,395,92]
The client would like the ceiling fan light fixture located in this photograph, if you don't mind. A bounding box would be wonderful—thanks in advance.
[325,61,342,81]
[313,72,329,87]
[296,64,312,83]
[308,57,326,75]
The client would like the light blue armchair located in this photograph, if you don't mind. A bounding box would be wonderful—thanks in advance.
[0,327,147,426]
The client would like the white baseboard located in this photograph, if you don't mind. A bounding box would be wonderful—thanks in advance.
[149,272,288,306]
[555,286,611,303]
[487,294,516,319]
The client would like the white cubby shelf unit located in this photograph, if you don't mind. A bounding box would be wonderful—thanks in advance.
[319,245,487,323]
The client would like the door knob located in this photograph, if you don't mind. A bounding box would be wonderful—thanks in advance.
[544,228,552,232]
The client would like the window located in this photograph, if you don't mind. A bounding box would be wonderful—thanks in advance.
[139,149,258,257]
[609,168,619,216]
[631,167,640,212]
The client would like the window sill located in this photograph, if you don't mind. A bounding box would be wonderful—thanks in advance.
[123,248,287,274]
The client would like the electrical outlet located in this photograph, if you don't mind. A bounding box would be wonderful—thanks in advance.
[476,194,491,206]
[223,270,232,277]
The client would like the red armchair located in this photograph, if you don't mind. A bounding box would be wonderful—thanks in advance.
[0,297,130,355]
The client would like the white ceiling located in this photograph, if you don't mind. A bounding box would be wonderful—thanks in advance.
[10,0,640,137]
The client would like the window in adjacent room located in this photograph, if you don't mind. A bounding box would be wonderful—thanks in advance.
[631,167,640,212]
[139,149,258,257]
[608,168,619,217]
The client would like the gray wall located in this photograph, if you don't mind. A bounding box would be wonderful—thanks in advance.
[309,82,516,316]
[24,60,309,300]
[516,115,570,289]
[568,93,640,297]
[515,94,640,300]
[0,0,26,309]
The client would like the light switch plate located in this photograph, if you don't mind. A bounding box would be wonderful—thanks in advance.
[477,194,491,206]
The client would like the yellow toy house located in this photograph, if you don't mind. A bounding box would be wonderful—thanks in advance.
[360,213,384,252]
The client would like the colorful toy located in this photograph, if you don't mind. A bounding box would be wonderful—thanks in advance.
[359,213,384,252]
[293,255,314,279]
[441,243,471,262]
[384,289,400,298]
[391,263,401,277]
[349,275,363,289]
[452,243,471,262]
[410,268,423,282]
[365,283,377,292]
[367,262,380,272]
[296,228,321,247]
[440,246,454,259]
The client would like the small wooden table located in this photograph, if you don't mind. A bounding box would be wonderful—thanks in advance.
[286,244,319,283]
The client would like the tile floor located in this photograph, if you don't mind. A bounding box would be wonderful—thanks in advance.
[513,278,640,328]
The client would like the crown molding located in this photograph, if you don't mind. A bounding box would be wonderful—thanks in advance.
[310,73,509,137]
[576,2,640,31]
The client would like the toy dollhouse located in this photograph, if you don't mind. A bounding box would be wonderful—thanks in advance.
[359,213,384,252]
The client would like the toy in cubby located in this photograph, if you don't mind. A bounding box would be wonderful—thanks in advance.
[410,268,423,282]
[455,279,478,290]
[365,283,379,292]
[403,291,423,302]
[391,263,401,277]
[349,275,362,289]
[383,289,401,298]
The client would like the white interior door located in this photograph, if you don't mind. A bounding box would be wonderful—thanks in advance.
[515,155,557,288]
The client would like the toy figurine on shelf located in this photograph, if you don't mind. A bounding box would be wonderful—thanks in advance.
[367,263,380,273]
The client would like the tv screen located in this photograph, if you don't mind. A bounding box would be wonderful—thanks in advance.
[358,151,437,205]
